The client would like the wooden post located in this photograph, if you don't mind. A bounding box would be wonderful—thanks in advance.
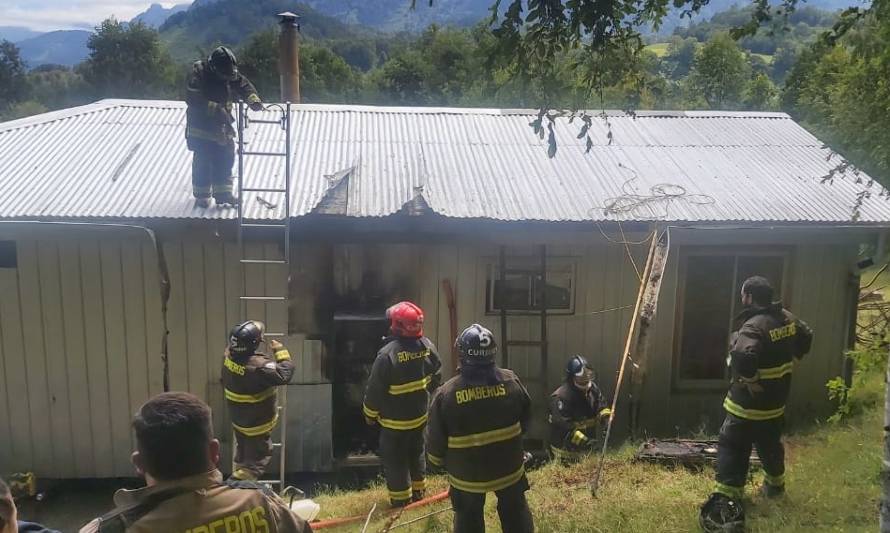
[881,344,890,531]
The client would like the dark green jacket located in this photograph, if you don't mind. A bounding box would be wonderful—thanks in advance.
[548,381,607,453]
[185,60,260,145]
[362,336,442,431]
[724,303,813,421]
[426,366,531,493]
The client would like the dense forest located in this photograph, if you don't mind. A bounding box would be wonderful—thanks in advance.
[0,0,887,182]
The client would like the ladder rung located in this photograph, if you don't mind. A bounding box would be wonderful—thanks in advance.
[249,119,283,124]
[241,223,287,229]
[265,333,286,338]
[240,259,287,264]
[242,150,287,156]
[242,187,287,193]
[272,443,283,448]
[240,296,288,301]
[258,479,283,485]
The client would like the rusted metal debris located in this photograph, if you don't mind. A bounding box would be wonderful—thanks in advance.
[635,439,760,469]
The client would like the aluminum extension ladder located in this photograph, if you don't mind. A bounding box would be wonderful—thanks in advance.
[233,101,293,489]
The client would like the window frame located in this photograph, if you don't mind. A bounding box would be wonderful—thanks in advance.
[671,246,793,391]
[484,256,577,316]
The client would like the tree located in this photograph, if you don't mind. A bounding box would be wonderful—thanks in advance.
[663,37,698,80]
[238,29,362,103]
[688,33,751,109]
[783,4,890,183]
[0,40,29,112]
[743,72,778,110]
[80,18,176,99]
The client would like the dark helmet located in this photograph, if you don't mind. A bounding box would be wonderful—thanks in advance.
[229,320,265,357]
[208,46,239,81]
[456,324,498,367]
[386,301,424,338]
[699,493,745,533]
[566,355,593,380]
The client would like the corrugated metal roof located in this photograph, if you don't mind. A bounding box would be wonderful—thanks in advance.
[1,99,889,224]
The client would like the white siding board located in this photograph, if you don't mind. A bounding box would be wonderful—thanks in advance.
[58,240,95,476]
[79,241,115,477]
[141,242,165,396]
[0,249,32,472]
[183,244,209,401]
[37,241,76,477]
[164,242,190,392]
[16,241,55,475]
[121,240,150,453]
[203,243,227,391]
[99,242,137,476]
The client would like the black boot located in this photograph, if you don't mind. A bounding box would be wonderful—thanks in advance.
[699,493,745,532]
[214,192,240,207]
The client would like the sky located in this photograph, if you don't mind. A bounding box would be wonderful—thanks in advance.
[0,1,185,32]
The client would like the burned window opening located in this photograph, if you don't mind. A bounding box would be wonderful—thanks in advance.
[0,241,16,269]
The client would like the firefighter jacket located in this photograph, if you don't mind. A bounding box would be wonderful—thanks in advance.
[724,302,813,421]
[78,469,311,533]
[185,60,261,145]
[548,381,609,453]
[222,345,294,437]
[362,336,442,431]
[426,365,532,494]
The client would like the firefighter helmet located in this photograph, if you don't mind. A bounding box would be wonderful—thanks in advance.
[386,301,424,338]
[229,320,265,357]
[456,324,498,367]
[699,493,745,533]
[208,46,239,81]
[566,354,595,386]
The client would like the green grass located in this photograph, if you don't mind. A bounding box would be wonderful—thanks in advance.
[751,53,775,65]
[310,373,883,532]
[645,43,671,58]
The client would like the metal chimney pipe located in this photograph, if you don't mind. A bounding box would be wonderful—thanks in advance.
[278,11,301,103]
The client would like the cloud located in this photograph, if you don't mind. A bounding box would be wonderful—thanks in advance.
[0,1,186,32]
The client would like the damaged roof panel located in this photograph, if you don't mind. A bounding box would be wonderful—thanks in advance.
[0,99,888,224]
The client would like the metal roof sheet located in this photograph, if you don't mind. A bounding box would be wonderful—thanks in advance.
[1,99,889,224]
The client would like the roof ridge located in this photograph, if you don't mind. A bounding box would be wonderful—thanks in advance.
[0,100,120,133]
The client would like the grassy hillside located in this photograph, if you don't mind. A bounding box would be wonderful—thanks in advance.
[158,0,371,62]
[310,373,883,531]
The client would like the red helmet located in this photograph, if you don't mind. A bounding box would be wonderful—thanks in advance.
[386,301,424,338]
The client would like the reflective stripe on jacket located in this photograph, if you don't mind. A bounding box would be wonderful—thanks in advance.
[362,336,442,431]
[222,345,294,435]
[426,366,531,493]
[725,303,813,421]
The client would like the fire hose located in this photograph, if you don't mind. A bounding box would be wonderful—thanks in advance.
[309,490,450,530]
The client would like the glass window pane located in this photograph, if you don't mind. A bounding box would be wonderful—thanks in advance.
[678,255,735,380]
[735,255,784,305]
[533,273,572,310]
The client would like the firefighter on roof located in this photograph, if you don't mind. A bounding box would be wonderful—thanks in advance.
[363,301,442,507]
[222,320,294,482]
[185,46,264,209]
[548,355,611,464]
[426,324,534,533]
[700,276,813,533]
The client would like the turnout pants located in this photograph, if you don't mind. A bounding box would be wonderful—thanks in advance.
[450,476,534,533]
[379,428,426,506]
[715,414,785,499]
[188,137,235,200]
[232,430,273,481]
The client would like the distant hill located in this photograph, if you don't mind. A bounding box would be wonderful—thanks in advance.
[17,30,90,68]
[132,3,190,28]
[159,0,371,62]
[0,26,43,42]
